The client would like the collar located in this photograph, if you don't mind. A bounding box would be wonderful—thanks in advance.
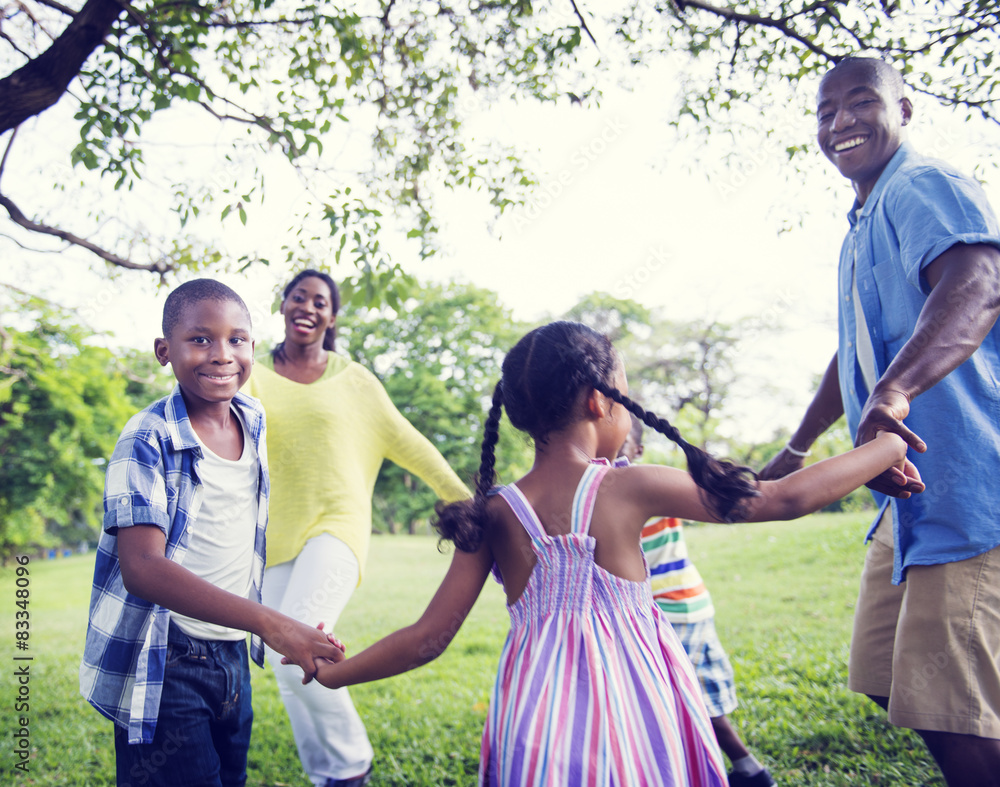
[163,385,256,454]
[848,142,912,226]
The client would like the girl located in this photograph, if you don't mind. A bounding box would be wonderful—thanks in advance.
[246,270,469,787]
[306,321,919,786]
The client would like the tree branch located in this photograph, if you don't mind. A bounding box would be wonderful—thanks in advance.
[675,0,833,60]
[0,0,128,133]
[570,1,598,47]
[0,192,173,272]
[0,127,16,184]
[32,0,79,17]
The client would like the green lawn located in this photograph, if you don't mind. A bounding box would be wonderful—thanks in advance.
[1,513,943,785]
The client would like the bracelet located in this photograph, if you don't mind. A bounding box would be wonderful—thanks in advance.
[784,443,812,458]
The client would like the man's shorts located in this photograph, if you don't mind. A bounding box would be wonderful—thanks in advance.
[672,617,738,718]
[848,513,1000,738]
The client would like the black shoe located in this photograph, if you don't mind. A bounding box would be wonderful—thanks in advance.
[324,764,373,787]
[728,768,776,787]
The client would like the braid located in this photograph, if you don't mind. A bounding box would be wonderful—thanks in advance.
[434,382,504,552]
[594,381,760,522]
[476,382,504,499]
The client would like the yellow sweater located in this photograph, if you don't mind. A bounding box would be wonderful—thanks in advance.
[246,353,470,579]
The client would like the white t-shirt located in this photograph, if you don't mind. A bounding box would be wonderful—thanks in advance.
[172,409,259,641]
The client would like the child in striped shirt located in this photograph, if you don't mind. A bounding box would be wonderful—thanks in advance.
[620,416,776,787]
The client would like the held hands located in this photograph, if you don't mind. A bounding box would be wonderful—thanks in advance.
[857,390,926,498]
[261,612,346,685]
[279,623,347,687]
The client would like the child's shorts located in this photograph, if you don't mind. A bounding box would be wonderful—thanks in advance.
[848,517,1000,738]
[672,617,738,718]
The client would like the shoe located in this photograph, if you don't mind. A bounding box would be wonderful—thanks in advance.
[728,768,776,787]
[324,764,373,787]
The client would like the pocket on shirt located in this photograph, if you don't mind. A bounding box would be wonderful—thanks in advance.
[871,261,912,345]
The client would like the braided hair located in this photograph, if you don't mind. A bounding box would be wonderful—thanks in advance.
[434,321,759,552]
[271,269,341,363]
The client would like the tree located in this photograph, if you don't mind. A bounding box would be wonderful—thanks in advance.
[1,0,594,295]
[563,292,756,452]
[0,287,169,561]
[3,2,999,298]
[344,279,530,533]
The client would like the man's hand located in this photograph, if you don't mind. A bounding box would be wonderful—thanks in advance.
[856,388,926,497]
[759,448,806,481]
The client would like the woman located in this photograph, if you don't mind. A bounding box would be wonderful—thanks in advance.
[247,270,470,787]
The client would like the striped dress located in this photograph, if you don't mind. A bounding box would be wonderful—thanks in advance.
[480,462,727,786]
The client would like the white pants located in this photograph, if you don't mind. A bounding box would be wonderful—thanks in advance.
[262,534,374,785]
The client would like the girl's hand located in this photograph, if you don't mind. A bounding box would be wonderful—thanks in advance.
[281,622,347,684]
[870,431,924,498]
[317,621,347,654]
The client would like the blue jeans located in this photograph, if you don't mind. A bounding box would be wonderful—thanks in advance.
[115,622,253,787]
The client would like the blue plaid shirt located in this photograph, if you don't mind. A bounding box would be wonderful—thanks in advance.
[79,386,269,743]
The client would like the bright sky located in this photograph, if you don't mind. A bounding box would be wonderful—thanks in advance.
[3,58,997,441]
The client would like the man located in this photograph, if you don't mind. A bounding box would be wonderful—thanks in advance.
[761,57,1000,786]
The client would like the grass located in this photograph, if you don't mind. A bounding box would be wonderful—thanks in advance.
[0,512,944,785]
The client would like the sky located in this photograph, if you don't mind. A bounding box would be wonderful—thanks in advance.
[4,54,998,441]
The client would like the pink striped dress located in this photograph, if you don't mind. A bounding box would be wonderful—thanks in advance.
[479,461,727,786]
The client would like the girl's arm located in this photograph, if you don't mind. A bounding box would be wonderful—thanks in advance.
[313,543,494,689]
[745,431,918,522]
[628,431,917,524]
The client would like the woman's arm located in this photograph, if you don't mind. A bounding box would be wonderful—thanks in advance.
[372,377,472,503]
[313,544,493,689]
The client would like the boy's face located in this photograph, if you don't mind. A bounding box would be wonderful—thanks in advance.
[154,299,254,411]
[816,62,911,205]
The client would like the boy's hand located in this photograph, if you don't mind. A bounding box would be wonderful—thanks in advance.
[261,612,345,684]
[281,623,347,685]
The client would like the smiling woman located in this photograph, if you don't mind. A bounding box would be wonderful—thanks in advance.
[244,269,471,787]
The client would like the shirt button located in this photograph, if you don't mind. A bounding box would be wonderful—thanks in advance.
[119,496,129,506]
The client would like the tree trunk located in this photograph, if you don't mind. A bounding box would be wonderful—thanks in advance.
[0,0,128,133]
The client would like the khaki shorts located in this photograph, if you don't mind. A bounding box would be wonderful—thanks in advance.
[848,513,1000,738]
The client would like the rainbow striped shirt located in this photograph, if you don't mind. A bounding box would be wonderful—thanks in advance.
[641,517,714,624]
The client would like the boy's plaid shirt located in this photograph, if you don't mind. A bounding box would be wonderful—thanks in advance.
[79,386,269,744]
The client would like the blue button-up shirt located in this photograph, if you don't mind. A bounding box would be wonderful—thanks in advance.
[838,142,1000,583]
[80,386,269,743]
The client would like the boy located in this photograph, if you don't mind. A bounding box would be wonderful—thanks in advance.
[620,416,776,787]
[80,279,343,786]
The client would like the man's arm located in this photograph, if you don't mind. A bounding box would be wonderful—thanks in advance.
[118,525,344,680]
[856,243,1000,493]
[759,353,844,480]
